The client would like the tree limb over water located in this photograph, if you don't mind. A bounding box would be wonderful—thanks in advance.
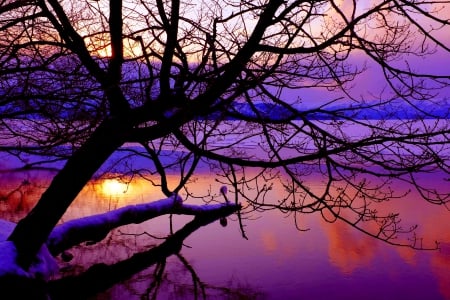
[47,201,239,299]
[47,195,240,256]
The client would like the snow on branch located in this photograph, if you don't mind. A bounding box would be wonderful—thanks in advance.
[47,194,240,256]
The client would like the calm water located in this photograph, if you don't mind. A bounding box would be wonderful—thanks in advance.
[0,168,449,300]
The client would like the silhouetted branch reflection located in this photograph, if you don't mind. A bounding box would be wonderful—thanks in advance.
[0,171,51,222]
[47,204,257,299]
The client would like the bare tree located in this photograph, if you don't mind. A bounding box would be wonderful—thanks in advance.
[0,0,449,293]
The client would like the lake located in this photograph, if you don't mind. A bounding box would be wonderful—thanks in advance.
[0,166,449,300]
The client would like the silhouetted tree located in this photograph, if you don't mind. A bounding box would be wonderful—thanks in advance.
[0,0,449,293]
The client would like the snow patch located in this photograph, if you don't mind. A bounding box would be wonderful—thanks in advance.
[0,241,29,278]
[47,194,184,254]
[0,220,58,280]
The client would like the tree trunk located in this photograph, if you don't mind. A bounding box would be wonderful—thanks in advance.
[8,117,129,269]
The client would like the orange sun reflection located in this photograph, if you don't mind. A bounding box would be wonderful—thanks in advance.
[101,179,130,197]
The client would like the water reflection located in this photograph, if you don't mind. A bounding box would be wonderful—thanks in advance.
[0,169,449,299]
[0,170,50,221]
[49,211,263,300]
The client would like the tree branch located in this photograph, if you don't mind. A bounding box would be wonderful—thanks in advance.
[47,195,240,256]
[47,201,240,299]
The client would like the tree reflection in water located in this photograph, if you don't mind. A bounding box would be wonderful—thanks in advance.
[0,170,50,222]
[48,226,264,300]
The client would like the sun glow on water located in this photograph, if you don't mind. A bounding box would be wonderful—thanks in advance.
[101,179,129,196]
